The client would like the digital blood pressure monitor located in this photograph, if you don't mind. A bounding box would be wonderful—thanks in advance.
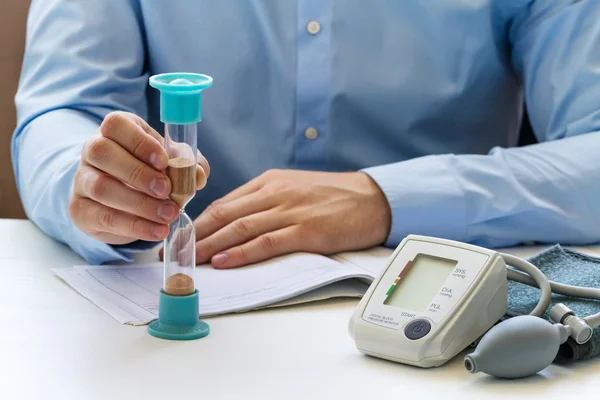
[348,234,508,368]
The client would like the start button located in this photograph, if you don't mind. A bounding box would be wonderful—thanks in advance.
[404,319,431,340]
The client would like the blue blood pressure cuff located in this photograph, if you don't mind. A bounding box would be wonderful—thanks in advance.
[506,245,600,363]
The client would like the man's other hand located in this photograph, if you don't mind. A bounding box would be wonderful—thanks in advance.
[193,169,391,268]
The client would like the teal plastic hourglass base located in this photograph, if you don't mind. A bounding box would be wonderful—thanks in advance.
[148,289,209,340]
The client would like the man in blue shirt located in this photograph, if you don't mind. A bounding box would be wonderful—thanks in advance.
[12,1,600,267]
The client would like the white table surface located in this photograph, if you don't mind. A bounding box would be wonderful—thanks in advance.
[2,219,600,400]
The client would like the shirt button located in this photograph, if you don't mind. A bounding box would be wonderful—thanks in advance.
[304,127,318,140]
[307,20,321,35]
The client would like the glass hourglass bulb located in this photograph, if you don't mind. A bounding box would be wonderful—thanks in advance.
[163,122,197,296]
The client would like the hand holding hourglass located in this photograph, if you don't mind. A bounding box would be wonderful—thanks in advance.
[68,111,209,246]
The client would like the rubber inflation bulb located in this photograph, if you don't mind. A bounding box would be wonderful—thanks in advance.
[463,315,568,379]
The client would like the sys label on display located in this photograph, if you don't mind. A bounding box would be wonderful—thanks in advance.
[421,263,481,323]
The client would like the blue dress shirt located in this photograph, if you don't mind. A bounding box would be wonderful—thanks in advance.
[12,0,600,264]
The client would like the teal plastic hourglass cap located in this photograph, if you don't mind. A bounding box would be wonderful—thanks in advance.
[149,72,213,125]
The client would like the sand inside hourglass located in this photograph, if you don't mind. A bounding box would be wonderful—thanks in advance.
[164,156,196,296]
[165,272,194,296]
[166,157,196,209]
[163,218,196,296]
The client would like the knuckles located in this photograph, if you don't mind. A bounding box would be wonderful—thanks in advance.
[134,194,150,216]
[98,208,117,230]
[129,217,145,238]
[233,217,254,237]
[83,136,111,165]
[206,202,228,223]
[257,169,295,197]
[260,168,282,180]
[72,164,86,188]
[99,111,128,136]
[258,233,277,253]
[68,196,82,221]
[127,163,145,186]
[89,173,110,200]
[129,131,148,156]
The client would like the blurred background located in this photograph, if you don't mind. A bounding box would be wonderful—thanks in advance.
[0,0,29,219]
[0,1,537,220]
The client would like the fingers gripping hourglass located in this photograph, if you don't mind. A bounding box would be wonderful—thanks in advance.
[146,73,213,341]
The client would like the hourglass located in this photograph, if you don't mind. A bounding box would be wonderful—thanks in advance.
[147,72,213,340]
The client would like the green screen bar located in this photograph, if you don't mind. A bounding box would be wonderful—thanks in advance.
[385,285,395,296]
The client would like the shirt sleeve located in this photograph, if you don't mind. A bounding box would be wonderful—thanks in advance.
[362,1,600,249]
[11,0,156,264]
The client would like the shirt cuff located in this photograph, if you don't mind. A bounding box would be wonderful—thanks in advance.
[62,223,161,265]
[361,154,467,247]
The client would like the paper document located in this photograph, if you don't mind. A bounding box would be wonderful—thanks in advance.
[52,248,393,325]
